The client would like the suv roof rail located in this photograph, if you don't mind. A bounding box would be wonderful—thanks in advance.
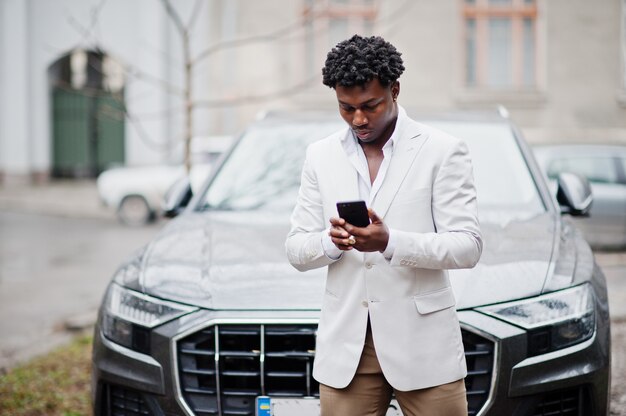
[497,105,510,119]
[255,110,270,120]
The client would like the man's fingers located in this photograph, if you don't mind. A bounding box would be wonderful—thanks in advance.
[368,208,382,223]
[329,227,349,238]
[343,222,368,236]
[329,217,346,226]
[330,236,353,250]
[342,222,353,234]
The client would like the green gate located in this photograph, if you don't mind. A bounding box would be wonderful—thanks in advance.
[51,87,125,177]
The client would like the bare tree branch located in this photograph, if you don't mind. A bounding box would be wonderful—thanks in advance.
[124,64,185,97]
[194,75,319,108]
[52,82,171,151]
[192,11,319,66]
[64,0,108,48]
[124,105,184,120]
[66,14,95,44]
[161,0,186,36]
[187,0,204,32]
[191,2,412,68]
[88,0,108,41]
[79,51,185,98]
[124,107,173,152]
[161,0,194,173]
[60,0,415,170]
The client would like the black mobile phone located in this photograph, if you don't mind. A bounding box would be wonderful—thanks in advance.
[336,200,370,227]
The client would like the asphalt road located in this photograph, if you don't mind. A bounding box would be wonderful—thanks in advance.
[0,211,625,413]
[0,211,162,370]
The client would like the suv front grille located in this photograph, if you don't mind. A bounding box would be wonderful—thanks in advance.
[463,330,495,416]
[177,324,494,416]
[177,324,318,415]
[531,386,591,416]
[101,383,154,416]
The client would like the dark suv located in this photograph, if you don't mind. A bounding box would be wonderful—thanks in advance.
[92,112,610,416]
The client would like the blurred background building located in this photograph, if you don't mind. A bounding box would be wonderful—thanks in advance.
[1,0,625,183]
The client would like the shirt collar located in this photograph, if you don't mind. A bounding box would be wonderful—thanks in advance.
[341,105,408,155]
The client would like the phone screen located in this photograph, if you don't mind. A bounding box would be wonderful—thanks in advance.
[336,200,370,227]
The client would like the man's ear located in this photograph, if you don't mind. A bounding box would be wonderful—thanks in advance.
[391,81,400,101]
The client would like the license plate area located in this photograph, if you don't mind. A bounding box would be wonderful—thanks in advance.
[255,396,403,415]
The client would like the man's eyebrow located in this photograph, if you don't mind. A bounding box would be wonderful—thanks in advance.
[338,98,383,107]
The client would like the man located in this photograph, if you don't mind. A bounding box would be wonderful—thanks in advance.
[285,35,482,416]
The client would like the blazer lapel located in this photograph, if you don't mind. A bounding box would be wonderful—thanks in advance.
[372,121,430,219]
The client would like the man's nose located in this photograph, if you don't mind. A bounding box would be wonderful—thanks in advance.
[353,109,368,127]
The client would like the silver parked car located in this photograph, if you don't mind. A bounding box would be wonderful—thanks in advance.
[91,112,610,416]
[534,144,626,249]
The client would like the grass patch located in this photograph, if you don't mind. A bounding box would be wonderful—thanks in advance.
[0,335,92,416]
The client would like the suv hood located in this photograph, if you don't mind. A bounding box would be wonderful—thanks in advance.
[133,210,560,310]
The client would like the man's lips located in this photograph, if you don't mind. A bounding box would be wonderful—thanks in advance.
[354,129,373,139]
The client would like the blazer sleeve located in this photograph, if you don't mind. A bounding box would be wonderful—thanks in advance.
[389,138,483,270]
[285,145,339,272]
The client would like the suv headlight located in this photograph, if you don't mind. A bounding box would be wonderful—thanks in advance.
[477,284,595,356]
[101,283,197,354]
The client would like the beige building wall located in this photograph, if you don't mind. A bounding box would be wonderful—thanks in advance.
[1,0,625,179]
[205,0,626,145]
[519,0,626,143]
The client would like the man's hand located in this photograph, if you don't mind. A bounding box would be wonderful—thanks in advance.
[329,209,389,252]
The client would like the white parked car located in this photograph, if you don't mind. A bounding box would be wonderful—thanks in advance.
[97,136,233,225]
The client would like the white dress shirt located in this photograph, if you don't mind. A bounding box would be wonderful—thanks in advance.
[321,108,409,260]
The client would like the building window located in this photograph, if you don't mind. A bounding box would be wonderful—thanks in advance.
[463,0,538,89]
[303,0,378,76]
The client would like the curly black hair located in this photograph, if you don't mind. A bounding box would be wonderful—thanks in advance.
[322,34,405,89]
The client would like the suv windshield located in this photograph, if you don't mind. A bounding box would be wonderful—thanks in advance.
[200,120,343,211]
[199,118,545,218]
[429,120,545,217]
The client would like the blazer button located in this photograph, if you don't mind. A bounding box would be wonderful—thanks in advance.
[361,301,368,308]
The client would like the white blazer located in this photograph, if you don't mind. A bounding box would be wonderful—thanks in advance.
[285,110,482,391]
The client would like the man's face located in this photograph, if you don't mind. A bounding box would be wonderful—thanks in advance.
[335,78,399,146]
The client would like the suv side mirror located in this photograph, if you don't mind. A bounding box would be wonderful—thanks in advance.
[556,172,592,217]
[162,176,193,218]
